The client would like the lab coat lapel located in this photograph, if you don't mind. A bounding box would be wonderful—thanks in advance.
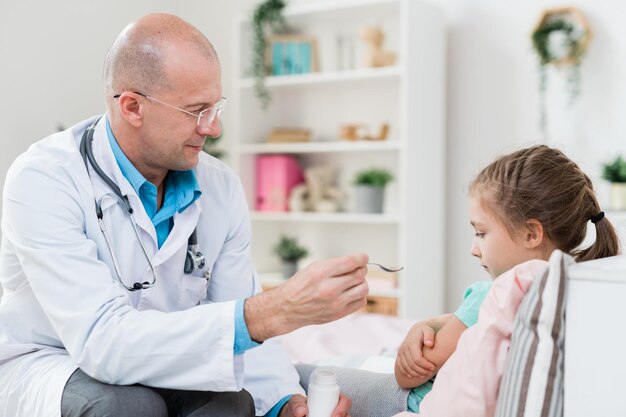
[90,117,158,247]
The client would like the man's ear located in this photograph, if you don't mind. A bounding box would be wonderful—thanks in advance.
[524,219,544,249]
[116,92,144,127]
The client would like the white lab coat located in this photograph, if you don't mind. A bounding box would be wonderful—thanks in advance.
[0,115,304,417]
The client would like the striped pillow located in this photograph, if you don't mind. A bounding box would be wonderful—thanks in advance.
[495,250,573,417]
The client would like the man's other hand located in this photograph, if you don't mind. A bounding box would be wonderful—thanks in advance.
[279,393,352,417]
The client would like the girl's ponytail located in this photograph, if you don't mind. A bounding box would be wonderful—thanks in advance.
[573,211,621,262]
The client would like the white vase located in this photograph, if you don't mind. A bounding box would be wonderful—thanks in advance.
[610,183,626,210]
[281,261,298,279]
[355,185,385,213]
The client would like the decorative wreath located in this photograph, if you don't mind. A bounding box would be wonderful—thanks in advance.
[530,8,592,137]
[531,8,591,66]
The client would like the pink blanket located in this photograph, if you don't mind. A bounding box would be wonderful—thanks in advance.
[394,260,548,417]
[278,313,414,364]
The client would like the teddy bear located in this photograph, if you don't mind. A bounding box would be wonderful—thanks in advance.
[359,26,396,68]
[288,165,345,212]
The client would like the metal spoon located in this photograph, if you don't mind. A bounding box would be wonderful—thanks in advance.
[367,262,404,273]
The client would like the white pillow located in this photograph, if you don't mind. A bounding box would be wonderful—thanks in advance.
[494,250,572,417]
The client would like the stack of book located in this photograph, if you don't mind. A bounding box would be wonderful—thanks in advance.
[266,128,311,143]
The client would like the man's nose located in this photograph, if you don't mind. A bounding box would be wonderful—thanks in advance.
[197,118,221,138]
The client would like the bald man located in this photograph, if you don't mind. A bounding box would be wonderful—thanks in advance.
[0,14,369,417]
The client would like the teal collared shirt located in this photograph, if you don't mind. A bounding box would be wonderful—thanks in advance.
[106,120,201,248]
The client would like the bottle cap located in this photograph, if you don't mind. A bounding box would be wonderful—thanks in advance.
[312,369,337,385]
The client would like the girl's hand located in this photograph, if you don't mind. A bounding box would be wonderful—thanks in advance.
[396,322,437,379]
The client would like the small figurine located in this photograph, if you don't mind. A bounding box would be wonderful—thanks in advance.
[338,124,368,141]
[359,26,396,68]
[338,123,389,141]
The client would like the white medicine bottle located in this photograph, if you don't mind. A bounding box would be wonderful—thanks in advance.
[307,369,340,417]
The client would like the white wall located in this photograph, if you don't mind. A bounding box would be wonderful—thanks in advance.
[0,0,178,214]
[2,0,626,311]
[438,0,626,309]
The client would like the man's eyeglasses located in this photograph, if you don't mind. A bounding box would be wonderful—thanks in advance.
[113,91,226,128]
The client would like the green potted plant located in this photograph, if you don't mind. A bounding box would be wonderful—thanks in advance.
[273,235,308,278]
[249,0,287,109]
[602,155,626,210]
[353,168,394,214]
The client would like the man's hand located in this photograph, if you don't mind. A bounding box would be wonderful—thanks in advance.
[245,253,369,341]
[395,322,437,380]
[279,393,352,417]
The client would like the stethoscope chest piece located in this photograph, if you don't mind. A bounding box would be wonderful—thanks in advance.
[184,229,205,274]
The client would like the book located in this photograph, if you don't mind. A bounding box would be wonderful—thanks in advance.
[255,155,304,211]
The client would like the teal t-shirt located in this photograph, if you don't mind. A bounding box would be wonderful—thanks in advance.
[407,280,493,412]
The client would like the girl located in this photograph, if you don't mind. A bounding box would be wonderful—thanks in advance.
[395,144,621,413]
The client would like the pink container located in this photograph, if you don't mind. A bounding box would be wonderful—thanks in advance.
[255,155,303,211]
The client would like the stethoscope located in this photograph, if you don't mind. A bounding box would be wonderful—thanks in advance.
[80,116,206,291]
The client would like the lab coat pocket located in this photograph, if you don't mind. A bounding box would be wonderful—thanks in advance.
[179,273,209,309]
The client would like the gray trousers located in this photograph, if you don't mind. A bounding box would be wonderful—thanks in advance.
[61,368,255,417]
[296,364,410,417]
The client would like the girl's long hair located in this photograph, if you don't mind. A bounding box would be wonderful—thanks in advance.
[470,145,620,261]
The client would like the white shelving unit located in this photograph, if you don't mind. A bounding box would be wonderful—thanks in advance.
[232,0,445,319]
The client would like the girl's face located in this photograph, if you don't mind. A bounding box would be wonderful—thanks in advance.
[469,196,542,279]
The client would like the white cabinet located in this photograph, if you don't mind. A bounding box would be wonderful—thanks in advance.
[563,212,626,416]
[564,255,626,417]
[231,0,445,319]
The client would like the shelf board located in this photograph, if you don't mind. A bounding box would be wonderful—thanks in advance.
[367,288,401,298]
[250,211,400,224]
[238,0,399,22]
[238,140,400,154]
[239,66,401,89]
[258,272,400,298]
[258,273,289,288]
[283,0,399,16]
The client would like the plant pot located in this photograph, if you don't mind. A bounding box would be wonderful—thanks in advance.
[610,183,626,210]
[281,261,298,279]
[355,185,385,213]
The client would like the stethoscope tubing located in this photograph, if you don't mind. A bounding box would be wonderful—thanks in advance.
[80,117,158,291]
